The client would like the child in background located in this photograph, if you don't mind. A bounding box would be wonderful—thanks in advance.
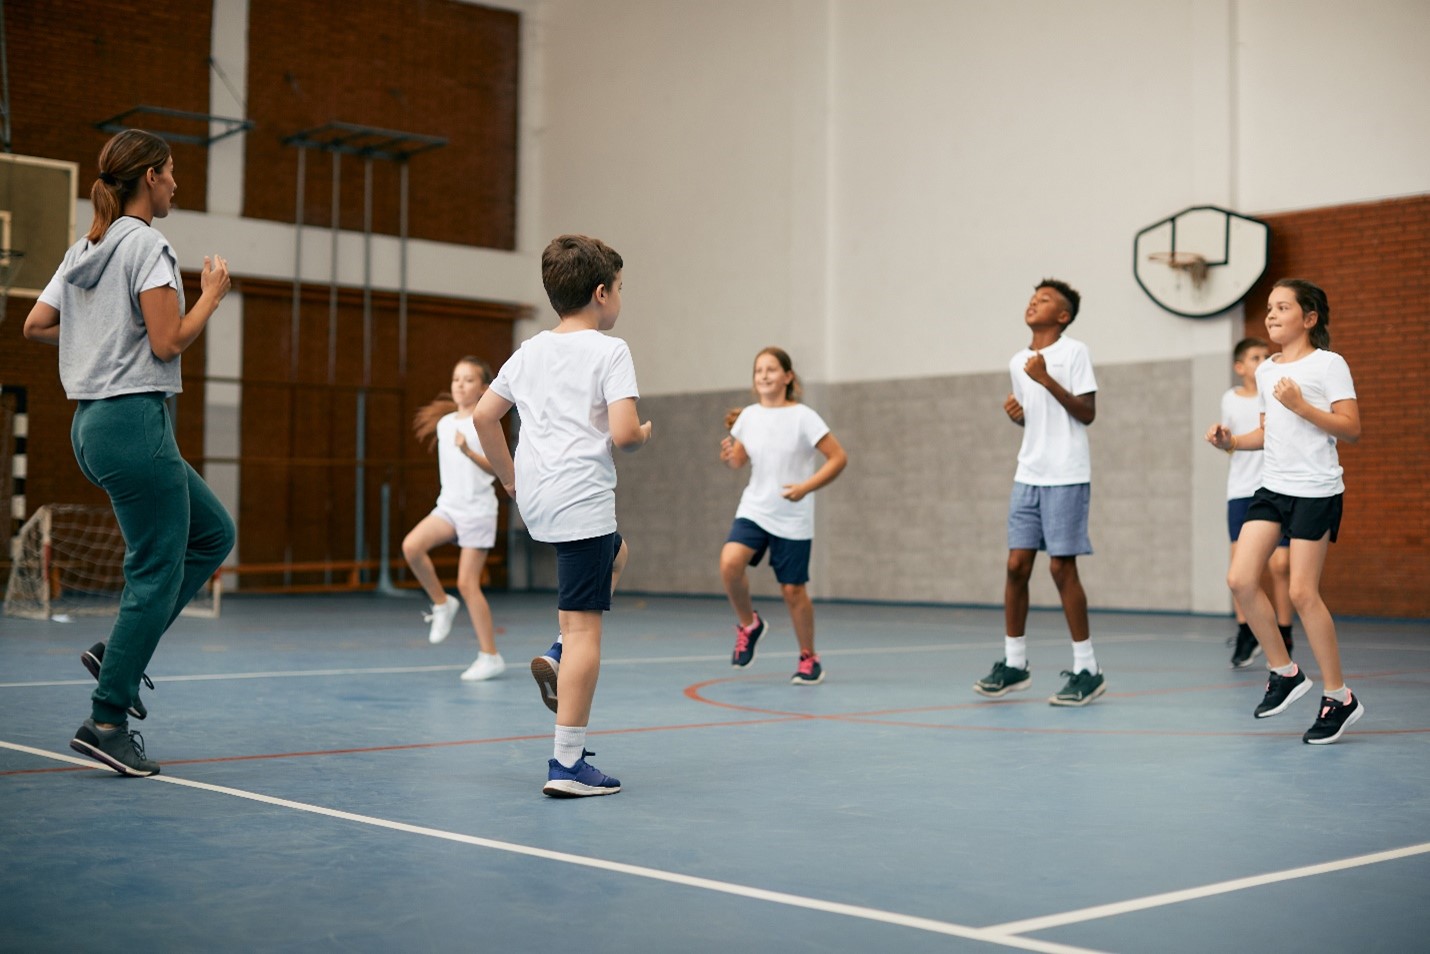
[1217,338,1294,669]
[719,348,847,685]
[403,357,505,681]
[974,279,1104,706]
[1207,279,1363,743]
[474,234,651,796]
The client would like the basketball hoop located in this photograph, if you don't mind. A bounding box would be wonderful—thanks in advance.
[1147,250,1208,288]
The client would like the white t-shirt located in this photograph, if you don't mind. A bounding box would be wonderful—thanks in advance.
[39,253,177,307]
[730,403,830,540]
[1221,388,1265,500]
[1009,335,1097,486]
[489,329,640,543]
[434,412,498,516]
[1256,349,1356,498]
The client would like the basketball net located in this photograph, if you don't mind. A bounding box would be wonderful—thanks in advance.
[1147,250,1208,288]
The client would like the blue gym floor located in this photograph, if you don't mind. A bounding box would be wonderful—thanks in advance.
[2,592,1428,953]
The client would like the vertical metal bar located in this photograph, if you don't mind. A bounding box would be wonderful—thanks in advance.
[325,150,341,585]
[285,146,307,587]
[355,158,373,580]
[398,161,409,383]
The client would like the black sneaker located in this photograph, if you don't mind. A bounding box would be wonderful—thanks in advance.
[731,613,767,668]
[1229,627,1261,669]
[69,719,160,777]
[1303,694,1365,744]
[1253,667,1313,718]
[81,642,152,720]
[1049,669,1106,707]
[973,659,1032,697]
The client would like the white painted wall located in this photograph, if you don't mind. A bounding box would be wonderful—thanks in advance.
[530,0,1429,395]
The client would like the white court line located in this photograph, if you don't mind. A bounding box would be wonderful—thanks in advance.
[0,637,1169,690]
[0,740,1105,954]
[984,841,1430,936]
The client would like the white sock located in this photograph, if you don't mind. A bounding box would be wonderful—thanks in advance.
[1272,661,1297,677]
[553,724,586,768]
[1326,685,1351,704]
[1004,636,1027,669]
[1072,640,1097,674]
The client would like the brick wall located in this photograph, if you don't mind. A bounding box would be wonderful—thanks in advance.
[243,0,519,249]
[6,0,214,209]
[1241,194,1430,618]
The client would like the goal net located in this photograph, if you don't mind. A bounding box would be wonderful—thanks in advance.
[4,504,220,620]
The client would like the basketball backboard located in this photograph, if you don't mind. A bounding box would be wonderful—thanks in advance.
[0,154,79,299]
[1133,205,1270,318]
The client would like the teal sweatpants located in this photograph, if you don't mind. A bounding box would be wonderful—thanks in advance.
[71,393,235,725]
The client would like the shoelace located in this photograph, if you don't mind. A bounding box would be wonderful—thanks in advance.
[734,630,751,653]
[128,730,149,759]
[798,656,818,674]
[140,673,155,692]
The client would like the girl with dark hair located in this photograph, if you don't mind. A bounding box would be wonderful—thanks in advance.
[1206,279,1364,743]
[719,347,847,684]
[23,129,235,776]
[402,357,506,681]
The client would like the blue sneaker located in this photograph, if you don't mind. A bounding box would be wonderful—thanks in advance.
[731,612,767,667]
[543,751,621,798]
[531,638,562,713]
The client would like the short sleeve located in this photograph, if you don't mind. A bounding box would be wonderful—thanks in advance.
[1069,342,1097,395]
[799,406,830,447]
[139,254,177,293]
[38,268,65,309]
[602,340,640,404]
[729,407,750,442]
[1324,353,1356,403]
[489,349,520,403]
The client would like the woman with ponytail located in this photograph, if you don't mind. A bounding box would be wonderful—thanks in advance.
[23,129,235,776]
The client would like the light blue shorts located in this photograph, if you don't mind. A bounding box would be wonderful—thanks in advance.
[1007,482,1092,557]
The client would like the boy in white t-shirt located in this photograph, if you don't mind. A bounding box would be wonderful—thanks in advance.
[1217,338,1293,669]
[474,235,651,797]
[973,280,1105,706]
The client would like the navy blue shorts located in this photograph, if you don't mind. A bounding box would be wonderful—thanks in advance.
[1227,497,1289,546]
[553,531,623,612]
[726,517,811,586]
[1244,489,1342,543]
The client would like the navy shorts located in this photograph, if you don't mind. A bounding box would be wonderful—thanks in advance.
[1244,489,1343,543]
[726,517,811,586]
[553,531,623,612]
[1227,497,1289,547]
[1006,482,1092,557]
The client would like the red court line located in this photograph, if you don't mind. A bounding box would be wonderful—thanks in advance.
[682,672,1430,738]
[0,713,805,777]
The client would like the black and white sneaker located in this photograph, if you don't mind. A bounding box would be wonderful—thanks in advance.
[1229,628,1261,669]
[1253,667,1313,718]
[81,642,151,720]
[70,719,160,777]
[1303,694,1364,745]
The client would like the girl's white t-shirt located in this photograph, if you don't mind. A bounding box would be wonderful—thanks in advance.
[489,329,640,543]
[434,411,498,516]
[1221,388,1265,500]
[730,403,830,540]
[1256,349,1356,498]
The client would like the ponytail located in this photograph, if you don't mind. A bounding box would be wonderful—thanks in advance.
[86,129,171,243]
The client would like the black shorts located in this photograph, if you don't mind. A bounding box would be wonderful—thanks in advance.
[553,531,623,612]
[1243,489,1343,543]
[726,517,811,586]
[1227,497,1289,547]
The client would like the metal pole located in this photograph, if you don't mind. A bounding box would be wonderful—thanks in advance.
[324,150,341,585]
[354,158,373,582]
[398,161,409,383]
[285,146,307,588]
[375,481,401,597]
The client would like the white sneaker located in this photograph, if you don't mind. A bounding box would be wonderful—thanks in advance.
[424,598,460,645]
[460,653,506,681]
